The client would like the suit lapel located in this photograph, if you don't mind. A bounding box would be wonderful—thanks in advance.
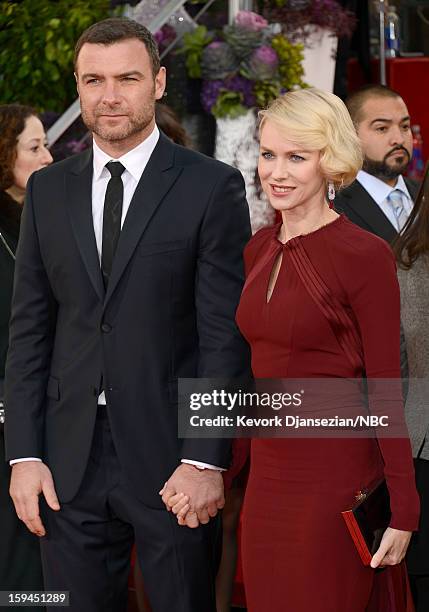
[103,133,182,306]
[405,177,419,201]
[340,181,398,243]
[65,149,105,302]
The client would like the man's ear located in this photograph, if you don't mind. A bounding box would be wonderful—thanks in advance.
[354,121,362,137]
[74,72,79,96]
[155,67,167,101]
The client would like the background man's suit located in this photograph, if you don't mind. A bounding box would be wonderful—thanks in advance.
[335,177,419,242]
[5,132,251,611]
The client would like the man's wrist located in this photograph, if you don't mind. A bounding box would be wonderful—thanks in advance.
[10,457,42,466]
[181,459,224,471]
[188,464,207,472]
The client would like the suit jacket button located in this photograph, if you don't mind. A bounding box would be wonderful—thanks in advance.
[101,323,112,333]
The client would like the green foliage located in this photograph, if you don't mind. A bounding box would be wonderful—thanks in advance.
[177,26,214,79]
[0,0,111,112]
[253,35,307,109]
[271,34,306,90]
[211,91,247,119]
[253,81,282,109]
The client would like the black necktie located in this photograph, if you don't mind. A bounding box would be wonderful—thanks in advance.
[101,161,125,288]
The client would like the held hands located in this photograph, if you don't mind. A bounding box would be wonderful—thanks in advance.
[10,461,60,537]
[370,527,412,568]
[159,463,225,528]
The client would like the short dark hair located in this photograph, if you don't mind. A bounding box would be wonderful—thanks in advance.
[74,17,160,78]
[0,104,37,191]
[346,85,403,126]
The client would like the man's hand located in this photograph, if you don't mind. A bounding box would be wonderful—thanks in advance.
[370,527,412,568]
[160,464,224,528]
[10,461,60,537]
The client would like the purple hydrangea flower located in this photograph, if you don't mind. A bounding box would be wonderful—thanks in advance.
[154,24,176,50]
[154,30,164,45]
[201,80,224,114]
[228,75,256,107]
[201,75,255,114]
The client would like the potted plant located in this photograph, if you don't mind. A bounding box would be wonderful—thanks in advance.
[179,9,306,231]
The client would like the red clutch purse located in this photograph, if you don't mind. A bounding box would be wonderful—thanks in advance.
[341,479,391,566]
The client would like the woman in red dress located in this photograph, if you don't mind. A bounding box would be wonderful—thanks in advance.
[235,88,420,611]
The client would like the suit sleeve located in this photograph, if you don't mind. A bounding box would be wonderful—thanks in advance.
[343,240,420,531]
[4,172,58,461]
[180,167,252,468]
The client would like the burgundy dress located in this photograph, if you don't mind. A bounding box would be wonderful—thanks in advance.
[236,215,419,612]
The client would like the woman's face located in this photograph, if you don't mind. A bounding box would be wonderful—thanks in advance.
[13,115,53,191]
[258,119,326,213]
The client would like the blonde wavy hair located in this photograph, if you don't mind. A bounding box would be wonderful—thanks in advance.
[259,88,363,190]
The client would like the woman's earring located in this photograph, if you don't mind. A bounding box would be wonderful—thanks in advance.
[328,182,335,209]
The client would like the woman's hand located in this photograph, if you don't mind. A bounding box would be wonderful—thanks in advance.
[161,491,191,523]
[370,527,412,568]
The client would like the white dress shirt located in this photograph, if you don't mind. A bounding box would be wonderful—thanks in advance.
[356,170,414,229]
[11,126,222,471]
[93,127,159,405]
[91,126,159,269]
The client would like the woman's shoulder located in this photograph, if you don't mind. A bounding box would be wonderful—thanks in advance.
[243,223,278,261]
[333,215,395,265]
[327,217,398,300]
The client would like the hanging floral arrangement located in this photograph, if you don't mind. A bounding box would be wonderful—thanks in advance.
[257,0,356,40]
[178,10,306,119]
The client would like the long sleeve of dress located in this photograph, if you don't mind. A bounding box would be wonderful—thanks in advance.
[338,236,420,531]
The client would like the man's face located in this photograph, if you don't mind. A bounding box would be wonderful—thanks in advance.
[356,96,413,181]
[75,39,166,150]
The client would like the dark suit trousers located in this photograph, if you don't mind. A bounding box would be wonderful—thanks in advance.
[39,407,220,612]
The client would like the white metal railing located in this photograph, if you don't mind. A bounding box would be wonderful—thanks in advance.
[158,0,217,61]
[228,0,254,24]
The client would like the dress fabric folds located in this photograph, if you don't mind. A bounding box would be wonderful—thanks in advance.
[236,215,419,612]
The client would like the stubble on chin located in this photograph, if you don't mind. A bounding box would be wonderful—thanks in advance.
[81,111,132,143]
[93,117,135,143]
[81,105,154,144]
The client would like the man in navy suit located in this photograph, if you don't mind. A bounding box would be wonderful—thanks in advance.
[5,18,250,612]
